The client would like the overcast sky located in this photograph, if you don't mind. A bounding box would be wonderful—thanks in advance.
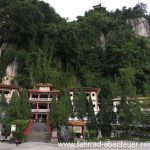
[43,0,150,21]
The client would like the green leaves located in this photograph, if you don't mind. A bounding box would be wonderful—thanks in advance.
[48,96,58,129]
[20,89,31,120]
[49,92,73,129]
[8,91,21,121]
[0,91,8,113]
[73,89,88,120]
[0,1,150,96]
[87,96,98,131]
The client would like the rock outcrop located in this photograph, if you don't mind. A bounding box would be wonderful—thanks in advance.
[2,58,18,85]
[96,33,106,52]
[0,42,7,57]
[127,17,150,37]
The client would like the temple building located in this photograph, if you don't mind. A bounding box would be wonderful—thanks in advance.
[28,83,59,122]
[0,82,100,137]
[0,84,21,103]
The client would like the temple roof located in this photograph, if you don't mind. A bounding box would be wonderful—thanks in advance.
[28,89,59,93]
[0,84,21,91]
[35,83,53,87]
[68,87,100,93]
[69,121,86,126]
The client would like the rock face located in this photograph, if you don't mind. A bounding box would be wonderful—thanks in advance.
[96,33,106,52]
[0,42,7,57]
[2,58,18,85]
[127,17,150,37]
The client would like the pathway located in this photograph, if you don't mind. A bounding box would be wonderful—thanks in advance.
[25,122,49,142]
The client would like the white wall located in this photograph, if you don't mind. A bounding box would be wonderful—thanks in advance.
[39,87,50,91]
[69,91,99,114]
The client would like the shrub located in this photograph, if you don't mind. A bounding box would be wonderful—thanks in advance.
[11,120,29,141]
[83,131,89,139]
[89,130,97,139]
[69,129,75,142]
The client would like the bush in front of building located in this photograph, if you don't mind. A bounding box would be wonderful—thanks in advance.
[68,129,75,142]
[11,119,29,141]
[83,130,97,139]
[83,131,89,140]
[89,130,97,139]
[101,125,111,137]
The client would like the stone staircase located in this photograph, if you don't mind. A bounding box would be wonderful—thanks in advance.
[25,122,49,142]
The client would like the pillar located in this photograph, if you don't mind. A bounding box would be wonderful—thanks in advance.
[38,93,40,100]
[48,94,50,101]
[35,113,38,121]
[29,92,32,99]
[81,126,84,136]
[47,102,50,109]
[47,113,49,120]
[36,102,39,109]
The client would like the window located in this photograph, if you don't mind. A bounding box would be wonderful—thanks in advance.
[40,94,48,98]
[92,93,95,97]
[93,104,95,107]
[70,94,73,96]
[30,103,37,109]
[86,93,89,96]
[39,103,47,109]
[32,94,38,98]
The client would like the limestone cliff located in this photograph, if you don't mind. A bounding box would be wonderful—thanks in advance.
[127,17,150,37]
[2,58,18,85]
[96,33,106,52]
[0,42,7,57]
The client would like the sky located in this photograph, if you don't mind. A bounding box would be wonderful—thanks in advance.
[43,0,150,21]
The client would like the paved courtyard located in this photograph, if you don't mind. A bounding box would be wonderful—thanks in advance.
[0,141,150,150]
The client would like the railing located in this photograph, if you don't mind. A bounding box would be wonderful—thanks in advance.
[23,120,33,136]
[29,98,52,101]
[47,120,51,134]
[31,109,50,113]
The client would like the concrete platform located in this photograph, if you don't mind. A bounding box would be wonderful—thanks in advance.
[0,141,150,150]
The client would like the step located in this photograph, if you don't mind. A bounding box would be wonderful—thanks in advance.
[25,122,49,142]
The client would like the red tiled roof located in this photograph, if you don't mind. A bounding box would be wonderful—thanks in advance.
[68,87,100,93]
[28,89,60,93]
[0,84,21,91]
[69,121,86,126]
[35,83,53,87]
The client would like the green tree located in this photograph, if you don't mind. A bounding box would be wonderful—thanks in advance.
[96,85,113,137]
[73,89,88,120]
[20,89,31,120]
[63,91,74,117]
[0,91,8,122]
[8,91,21,121]
[119,98,132,129]
[0,91,8,112]
[48,96,58,129]
[118,67,142,137]
[118,68,135,129]
[57,91,74,126]
[119,67,136,99]
[87,96,98,131]
[57,96,69,126]
[49,92,73,130]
